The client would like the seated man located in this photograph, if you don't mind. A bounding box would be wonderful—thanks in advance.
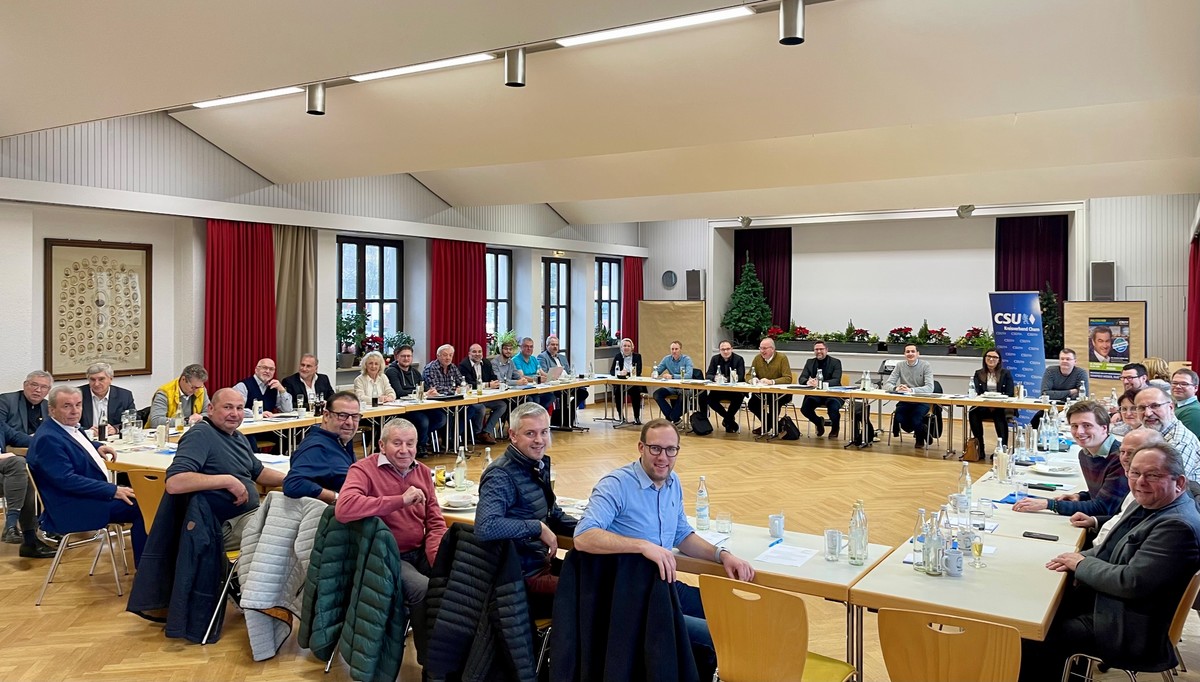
[1014,401,1128,517]
[0,420,44,550]
[1170,369,1200,439]
[1031,349,1088,429]
[459,343,507,445]
[385,345,445,456]
[234,358,293,418]
[476,402,577,614]
[0,370,53,444]
[747,337,794,436]
[78,362,136,436]
[1120,363,1149,394]
[573,419,755,680]
[701,340,745,433]
[26,385,143,560]
[149,364,208,428]
[1021,443,1200,679]
[164,388,286,550]
[1068,427,1163,545]
[281,353,335,410]
[884,344,935,448]
[539,334,589,419]
[336,417,446,658]
[797,340,843,438]
[283,391,361,503]
[1136,386,1200,483]
[491,339,528,387]
[652,341,694,426]
[611,337,648,425]
[514,337,554,410]
[423,344,470,441]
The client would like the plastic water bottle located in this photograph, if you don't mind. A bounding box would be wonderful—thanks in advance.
[454,447,469,491]
[459,377,468,395]
[912,508,927,573]
[695,476,710,531]
[957,461,973,507]
[849,500,868,566]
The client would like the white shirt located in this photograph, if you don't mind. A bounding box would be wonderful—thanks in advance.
[1093,492,1135,548]
[56,418,108,476]
[91,392,109,425]
[300,375,317,402]
[472,361,483,384]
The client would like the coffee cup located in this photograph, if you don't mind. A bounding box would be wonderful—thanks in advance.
[943,549,965,577]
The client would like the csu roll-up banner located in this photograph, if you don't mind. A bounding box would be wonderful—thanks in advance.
[990,292,1046,425]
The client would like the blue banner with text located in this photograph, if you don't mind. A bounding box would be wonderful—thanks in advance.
[989,292,1046,425]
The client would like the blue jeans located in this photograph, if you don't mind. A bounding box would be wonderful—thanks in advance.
[675,582,716,680]
[654,388,684,423]
[407,409,447,447]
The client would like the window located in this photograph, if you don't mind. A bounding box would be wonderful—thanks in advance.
[486,248,513,335]
[338,236,403,343]
[595,258,621,344]
[541,257,571,354]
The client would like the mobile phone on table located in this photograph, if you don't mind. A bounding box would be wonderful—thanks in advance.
[1022,531,1059,541]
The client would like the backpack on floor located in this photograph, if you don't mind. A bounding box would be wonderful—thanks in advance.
[689,412,713,436]
[778,415,801,440]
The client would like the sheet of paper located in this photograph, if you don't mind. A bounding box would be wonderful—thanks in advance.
[754,544,818,568]
[695,530,730,546]
[255,453,288,465]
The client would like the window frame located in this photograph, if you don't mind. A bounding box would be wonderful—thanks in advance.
[541,257,571,357]
[485,248,514,336]
[594,257,622,346]
[336,235,404,344]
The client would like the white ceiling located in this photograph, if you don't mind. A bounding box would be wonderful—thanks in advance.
[5,0,1199,224]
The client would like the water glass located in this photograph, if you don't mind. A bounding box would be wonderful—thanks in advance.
[127,420,145,444]
[977,498,994,519]
[1014,479,1029,503]
[969,509,986,531]
[715,512,733,534]
[823,529,842,561]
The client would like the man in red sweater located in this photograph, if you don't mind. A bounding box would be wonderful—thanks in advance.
[336,416,446,658]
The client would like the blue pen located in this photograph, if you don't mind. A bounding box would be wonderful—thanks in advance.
[767,538,783,548]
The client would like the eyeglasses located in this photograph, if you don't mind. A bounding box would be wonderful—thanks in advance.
[644,444,680,458]
[256,365,276,371]
[1118,406,1139,413]
[330,411,363,422]
[1171,381,1196,388]
[1135,402,1172,414]
[1128,470,1169,482]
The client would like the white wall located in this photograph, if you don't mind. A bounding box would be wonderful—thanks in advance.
[640,219,710,301]
[0,202,202,406]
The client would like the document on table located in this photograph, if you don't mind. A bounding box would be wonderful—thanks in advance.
[754,544,818,568]
[255,453,288,465]
[695,530,730,546]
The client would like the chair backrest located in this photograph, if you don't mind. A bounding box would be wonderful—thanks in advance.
[698,574,809,682]
[124,468,167,534]
[878,609,1021,682]
[1168,572,1200,644]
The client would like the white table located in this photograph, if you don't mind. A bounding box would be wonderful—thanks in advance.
[106,441,290,475]
[971,451,1088,545]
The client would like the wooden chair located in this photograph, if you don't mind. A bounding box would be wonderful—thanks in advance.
[698,574,854,682]
[878,608,1021,682]
[124,468,166,534]
[1167,572,1200,673]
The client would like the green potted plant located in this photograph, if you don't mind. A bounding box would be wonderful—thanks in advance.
[488,330,518,356]
[336,309,369,369]
[721,257,773,348]
[594,323,611,348]
[384,331,415,357]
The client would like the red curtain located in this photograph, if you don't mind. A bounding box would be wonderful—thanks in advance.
[1189,237,1200,369]
[995,214,1069,309]
[622,256,644,345]
[204,220,277,392]
[430,239,486,362]
[734,228,792,327]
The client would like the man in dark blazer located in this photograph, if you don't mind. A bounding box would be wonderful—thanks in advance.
[280,353,335,410]
[78,362,137,435]
[1021,443,1200,679]
[25,384,146,563]
[0,370,53,446]
[700,340,745,432]
[610,337,646,425]
[460,343,505,445]
[797,341,844,438]
[0,418,52,556]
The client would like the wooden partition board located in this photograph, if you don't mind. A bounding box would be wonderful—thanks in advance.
[1064,300,1147,395]
[638,300,707,374]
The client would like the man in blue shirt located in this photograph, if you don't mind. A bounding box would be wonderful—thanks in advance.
[574,419,755,680]
[651,341,695,425]
[515,336,554,410]
[283,391,360,503]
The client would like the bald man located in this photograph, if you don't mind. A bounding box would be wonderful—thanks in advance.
[459,343,506,445]
[234,358,293,418]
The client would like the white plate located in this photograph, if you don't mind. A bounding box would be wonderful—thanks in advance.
[440,503,477,513]
[1029,463,1076,477]
[981,392,1007,399]
[556,496,588,508]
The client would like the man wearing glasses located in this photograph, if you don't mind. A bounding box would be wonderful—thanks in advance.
[284,391,361,504]
[1021,443,1200,679]
[0,370,53,442]
[1119,363,1149,393]
[1134,387,1200,483]
[149,364,209,428]
[234,358,293,418]
[1170,369,1200,439]
[574,418,755,680]
[165,388,286,550]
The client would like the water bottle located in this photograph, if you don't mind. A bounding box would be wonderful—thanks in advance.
[925,510,944,576]
[967,379,976,399]
[848,499,868,566]
[749,367,758,386]
[816,369,824,389]
[912,508,927,573]
[96,412,108,442]
[695,476,710,531]
[861,370,871,390]
[454,447,469,491]
[994,444,1011,483]
[459,378,468,395]
[957,461,973,507]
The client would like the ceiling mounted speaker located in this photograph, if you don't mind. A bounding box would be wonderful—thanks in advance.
[305,83,326,115]
[956,204,976,218]
[505,48,526,87]
[780,0,804,45]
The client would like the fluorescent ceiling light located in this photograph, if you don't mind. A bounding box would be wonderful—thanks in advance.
[557,7,754,47]
[350,53,495,82]
[193,87,303,109]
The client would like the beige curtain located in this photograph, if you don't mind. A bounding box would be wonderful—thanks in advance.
[273,224,317,372]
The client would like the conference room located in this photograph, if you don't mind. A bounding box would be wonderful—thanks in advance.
[1,1,1199,680]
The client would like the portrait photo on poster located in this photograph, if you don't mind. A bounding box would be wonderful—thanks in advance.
[1087,316,1129,380]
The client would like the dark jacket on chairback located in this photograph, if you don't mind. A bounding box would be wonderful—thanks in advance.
[126,491,237,643]
[551,550,699,682]
[425,523,536,682]
[299,506,407,682]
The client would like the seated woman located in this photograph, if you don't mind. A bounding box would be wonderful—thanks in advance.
[354,351,397,406]
[1109,388,1142,436]
[609,337,646,424]
[969,349,1014,457]
[1144,356,1173,392]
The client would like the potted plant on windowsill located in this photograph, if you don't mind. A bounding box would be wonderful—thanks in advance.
[951,327,993,357]
[915,319,954,355]
[337,309,369,369]
[823,320,881,354]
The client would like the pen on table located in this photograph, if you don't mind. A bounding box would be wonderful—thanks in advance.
[767,538,783,548]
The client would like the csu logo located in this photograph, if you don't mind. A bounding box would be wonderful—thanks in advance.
[993,312,1038,325]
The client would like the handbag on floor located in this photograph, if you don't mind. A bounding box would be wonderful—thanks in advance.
[689,412,713,436]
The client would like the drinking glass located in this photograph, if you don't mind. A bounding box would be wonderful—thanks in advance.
[1014,478,1029,504]
[977,498,994,519]
[715,512,733,534]
[969,530,987,568]
[823,529,842,561]
[434,465,447,488]
[128,420,145,444]
[969,509,986,531]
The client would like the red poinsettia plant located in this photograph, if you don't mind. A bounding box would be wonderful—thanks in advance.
[362,335,384,353]
[887,326,914,343]
[767,325,785,339]
[793,325,810,339]
[926,326,951,344]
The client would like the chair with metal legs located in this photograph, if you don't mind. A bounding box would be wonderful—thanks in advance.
[202,551,242,644]
[36,524,125,605]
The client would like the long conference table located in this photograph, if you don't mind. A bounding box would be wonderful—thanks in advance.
[102,375,1086,681]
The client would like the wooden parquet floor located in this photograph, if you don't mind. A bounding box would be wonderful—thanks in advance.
[2,408,1198,681]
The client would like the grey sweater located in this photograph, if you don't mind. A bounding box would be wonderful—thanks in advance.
[884,360,935,393]
[1040,366,1089,401]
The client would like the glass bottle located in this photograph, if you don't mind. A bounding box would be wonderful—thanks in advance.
[848,499,868,566]
[695,476,710,531]
[911,508,927,573]
[816,369,824,389]
[993,444,1010,483]
[957,461,973,507]
[454,446,469,491]
[484,446,493,469]
[924,510,944,576]
[96,411,108,443]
